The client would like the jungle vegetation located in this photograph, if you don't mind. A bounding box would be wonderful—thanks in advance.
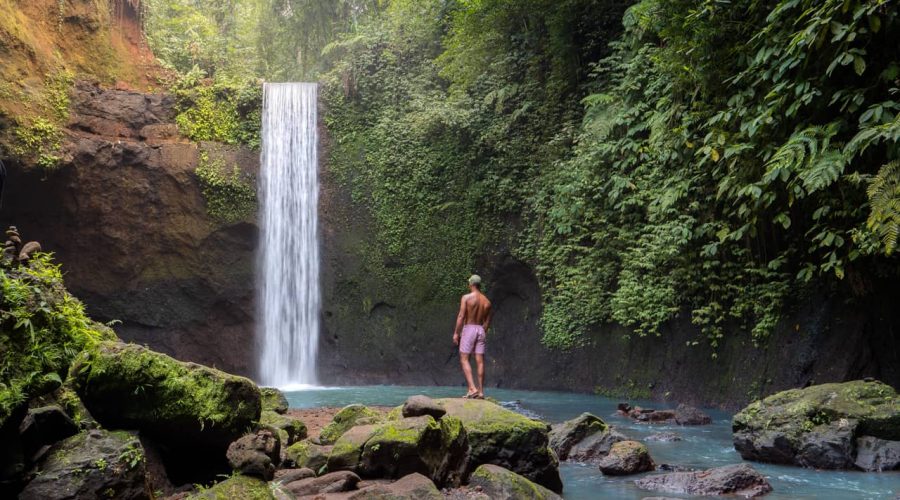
[144,0,900,350]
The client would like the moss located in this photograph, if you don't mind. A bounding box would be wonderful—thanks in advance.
[68,341,261,443]
[188,474,275,500]
[195,151,257,224]
[320,404,383,444]
[327,424,378,472]
[470,464,557,500]
[171,74,262,148]
[260,410,307,445]
[259,387,289,414]
[0,253,113,427]
[284,440,329,472]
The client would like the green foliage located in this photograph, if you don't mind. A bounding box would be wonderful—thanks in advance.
[0,253,115,427]
[8,69,74,170]
[171,70,262,147]
[195,151,257,224]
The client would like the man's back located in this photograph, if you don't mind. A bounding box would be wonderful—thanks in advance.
[462,291,491,326]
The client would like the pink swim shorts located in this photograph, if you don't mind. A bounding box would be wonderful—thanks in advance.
[459,324,486,354]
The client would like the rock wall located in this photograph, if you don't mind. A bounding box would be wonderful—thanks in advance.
[319,143,900,409]
[0,81,259,376]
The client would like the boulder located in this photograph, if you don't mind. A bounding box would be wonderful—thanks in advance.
[568,428,627,463]
[645,432,683,442]
[436,398,562,493]
[328,424,379,472]
[597,440,655,475]
[227,429,281,480]
[260,387,290,414]
[285,440,331,473]
[548,412,607,460]
[18,405,79,461]
[275,467,316,484]
[358,415,468,487]
[261,410,307,446]
[69,342,261,452]
[347,472,442,499]
[320,405,383,444]
[469,464,562,500]
[732,380,900,469]
[402,395,447,420]
[187,474,274,499]
[854,436,900,472]
[634,463,772,497]
[675,404,712,425]
[19,429,151,500]
[283,470,360,496]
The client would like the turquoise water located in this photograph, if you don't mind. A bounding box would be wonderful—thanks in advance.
[284,386,900,499]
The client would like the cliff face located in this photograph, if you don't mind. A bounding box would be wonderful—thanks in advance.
[0,81,259,375]
[318,145,900,409]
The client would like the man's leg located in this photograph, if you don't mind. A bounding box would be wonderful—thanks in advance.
[459,353,477,395]
[475,354,485,397]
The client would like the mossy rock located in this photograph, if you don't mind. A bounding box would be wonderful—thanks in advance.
[469,464,562,500]
[19,429,151,500]
[327,424,379,472]
[260,388,289,414]
[260,410,307,446]
[320,404,383,444]
[284,440,331,473]
[358,415,468,487]
[69,342,261,452]
[548,412,608,460]
[435,398,562,493]
[732,380,900,469]
[187,474,275,500]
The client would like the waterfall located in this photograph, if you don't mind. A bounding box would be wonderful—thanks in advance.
[258,83,320,389]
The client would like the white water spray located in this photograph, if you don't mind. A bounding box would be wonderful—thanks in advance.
[258,83,320,389]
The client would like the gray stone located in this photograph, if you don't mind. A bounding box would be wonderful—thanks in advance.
[597,441,655,476]
[469,464,562,500]
[568,428,627,463]
[645,432,683,442]
[347,473,443,499]
[283,470,360,496]
[19,429,151,500]
[226,429,281,480]
[402,395,447,420]
[548,413,608,460]
[674,404,712,425]
[634,463,772,497]
[854,436,900,471]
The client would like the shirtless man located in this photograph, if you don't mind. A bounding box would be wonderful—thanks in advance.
[452,275,493,399]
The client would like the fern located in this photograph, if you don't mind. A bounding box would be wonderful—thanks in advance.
[867,161,900,255]
[763,126,845,195]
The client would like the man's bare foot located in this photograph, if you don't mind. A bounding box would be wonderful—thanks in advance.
[474,393,485,399]
[463,390,478,399]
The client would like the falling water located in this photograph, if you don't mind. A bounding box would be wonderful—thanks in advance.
[258,83,320,389]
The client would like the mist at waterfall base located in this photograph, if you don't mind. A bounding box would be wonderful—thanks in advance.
[257,82,323,391]
[284,386,900,500]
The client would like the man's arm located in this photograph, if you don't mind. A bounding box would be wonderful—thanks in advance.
[482,303,493,332]
[452,296,466,345]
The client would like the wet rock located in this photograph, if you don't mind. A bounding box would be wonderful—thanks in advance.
[285,440,331,473]
[402,395,447,420]
[70,342,261,452]
[548,412,608,460]
[320,405,383,444]
[468,464,562,500]
[260,387,290,414]
[597,441,655,476]
[634,463,772,497]
[437,398,562,493]
[328,424,380,472]
[645,432,683,442]
[568,428,628,463]
[732,380,899,469]
[347,472,443,499]
[674,404,712,425]
[358,415,468,487]
[854,436,900,471]
[283,470,360,496]
[19,429,151,500]
[261,410,307,446]
[18,405,79,461]
[187,474,274,499]
[275,467,316,484]
[635,409,676,423]
[226,429,281,480]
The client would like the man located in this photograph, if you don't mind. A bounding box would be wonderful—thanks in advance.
[452,274,492,399]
